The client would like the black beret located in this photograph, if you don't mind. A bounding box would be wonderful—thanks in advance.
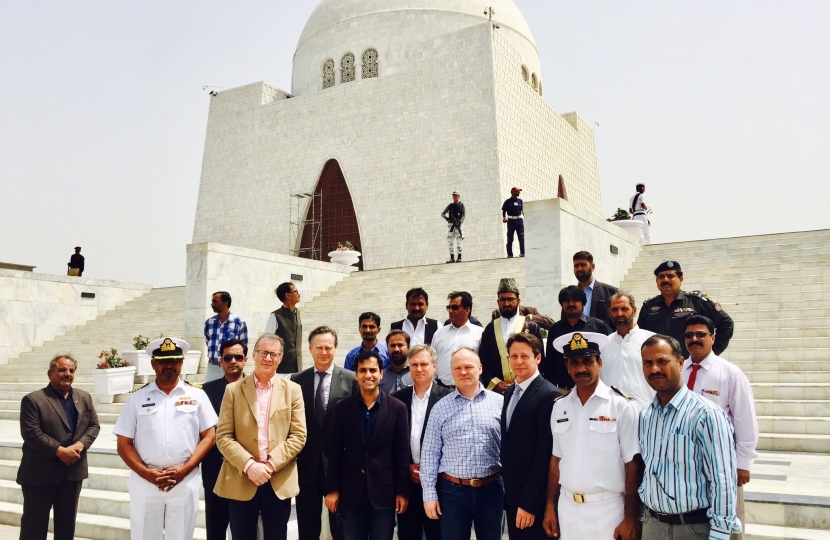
[654,261,682,276]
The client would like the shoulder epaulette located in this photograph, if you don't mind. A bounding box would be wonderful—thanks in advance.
[688,290,710,301]
[611,386,633,400]
[643,295,660,306]
[138,382,152,390]
[185,381,203,389]
[554,394,567,402]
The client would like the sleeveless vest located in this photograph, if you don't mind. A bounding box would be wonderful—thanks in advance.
[273,306,302,373]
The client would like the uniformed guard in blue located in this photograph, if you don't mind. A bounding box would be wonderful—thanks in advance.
[502,187,525,258]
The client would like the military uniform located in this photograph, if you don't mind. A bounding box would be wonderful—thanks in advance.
[549,332,641,540]
[441,191,465,263]
[502,188,525,257]
[638,292,734,357]
[112,338,218,540]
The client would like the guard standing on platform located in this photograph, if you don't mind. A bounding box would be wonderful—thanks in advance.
[113,337,218,540]
[502,187,524,258]
[628,183,651,243]
[441,191,465,263]
[638,261,734,358]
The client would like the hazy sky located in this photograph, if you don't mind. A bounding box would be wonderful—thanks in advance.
[2,1,828,287]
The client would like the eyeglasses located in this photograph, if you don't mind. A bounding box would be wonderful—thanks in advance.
[255,350,283,359]
[286,290,299,295]
[497,296,518,303]
[684,331,712,339]
[446,305,465,311]
[222,354,246,362]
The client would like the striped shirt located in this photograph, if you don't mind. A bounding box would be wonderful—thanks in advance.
[204,312,249,364]
[639,385,741,540]
[419,384,503,502]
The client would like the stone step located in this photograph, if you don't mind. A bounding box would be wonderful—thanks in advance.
[745,372,830,384]
[752,384,830,400]
[746,493,830,531]
[729,349,830,362]
[645,230,830,249]
[758,416,830,436]
[757,433,830,452]
[0,459,130,491]
[746,524,830,540]
[731,361,830,372]
[755,400,830,418]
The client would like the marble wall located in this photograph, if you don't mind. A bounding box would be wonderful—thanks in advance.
[0,270,152,364]
[524,198,643,319]
[185,243,356,367]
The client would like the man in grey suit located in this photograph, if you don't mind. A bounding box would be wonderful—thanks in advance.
[291,326,357,540]
[17,354,100,540]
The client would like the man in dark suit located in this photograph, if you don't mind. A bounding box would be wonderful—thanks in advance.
[17,354,100,540]
[325,350,410,540]
[501,333,560,540]
[390,287,439,346]
[292,326,357,540]
[392,345,451,540]
[573,251,618,329]
[201,338,247,540]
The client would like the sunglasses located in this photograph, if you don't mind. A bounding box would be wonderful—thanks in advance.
[684,331,711,340]
[446,305,465,311]
[222,354,246,362]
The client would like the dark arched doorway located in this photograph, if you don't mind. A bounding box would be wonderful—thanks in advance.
[557,175,568,200]
[299,159,363,266]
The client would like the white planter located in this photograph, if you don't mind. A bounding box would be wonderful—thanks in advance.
[183,350,201,376]
[328,250,361,266]
[612,219,645,238]
[91,366,136,404]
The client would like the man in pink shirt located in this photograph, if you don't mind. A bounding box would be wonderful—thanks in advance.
[215,334,307,540]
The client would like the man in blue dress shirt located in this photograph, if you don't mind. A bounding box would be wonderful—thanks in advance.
[344,312,391,371]
[420,347,504,540]
[639,334,741,540]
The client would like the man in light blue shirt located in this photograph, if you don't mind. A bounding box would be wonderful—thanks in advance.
[344,312,390,371]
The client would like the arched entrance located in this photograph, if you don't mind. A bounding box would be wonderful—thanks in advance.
[557,175,568,200]
[299,159,363,266]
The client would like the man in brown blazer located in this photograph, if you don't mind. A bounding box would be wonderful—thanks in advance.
[215,333,307,540]
[17,354,100,540]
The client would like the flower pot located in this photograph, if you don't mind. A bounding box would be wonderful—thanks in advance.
[183,350,202,377]
[92,366,136,404]
[611,219,645,239]
[328,250,361,266]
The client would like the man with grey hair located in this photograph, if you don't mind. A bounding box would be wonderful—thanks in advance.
[392,345,452,540]
[18,354,100,540]
[600,291,656,408]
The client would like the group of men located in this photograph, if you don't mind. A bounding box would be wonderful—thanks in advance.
[17,248,757,540]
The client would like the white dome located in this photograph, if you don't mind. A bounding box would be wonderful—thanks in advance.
[292,0,541,96]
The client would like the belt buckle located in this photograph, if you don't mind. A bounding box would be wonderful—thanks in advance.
[469,478,483,488]
[573,493,585,504]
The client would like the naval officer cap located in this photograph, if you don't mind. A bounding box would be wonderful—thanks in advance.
[552,331,609,358]
[654,260,682,276]
[497,278,520,295]
[146,337,190,360]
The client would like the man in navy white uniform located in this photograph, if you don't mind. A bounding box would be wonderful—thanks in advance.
[542,332,643,540]
[683,315,758,540]
[113,337,218,540]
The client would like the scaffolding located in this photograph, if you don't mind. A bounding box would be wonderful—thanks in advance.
[290,190,322,260]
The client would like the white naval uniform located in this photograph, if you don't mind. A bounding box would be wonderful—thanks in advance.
[112,380,218,540]
[551,380,640,540]
[628,193,651,243]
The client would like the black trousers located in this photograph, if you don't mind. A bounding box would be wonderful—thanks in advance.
[228,484,292,540]
[203,477,231,540]
[506,219,525,257]
[295,470,345,540]
[20,480,83,540]
[505,504,548,540]
[396,481,441,540]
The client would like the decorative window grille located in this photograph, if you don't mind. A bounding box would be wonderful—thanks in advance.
[322,59,335,89]
[362,48,379,79]
[521,65,529,83]
[341,53,356,83]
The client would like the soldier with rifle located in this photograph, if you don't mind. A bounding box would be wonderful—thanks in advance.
[441,191,466,263]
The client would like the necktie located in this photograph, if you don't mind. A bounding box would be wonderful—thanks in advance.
[687,363,702,391]
[506,385,523,429]
[315,371,328,426]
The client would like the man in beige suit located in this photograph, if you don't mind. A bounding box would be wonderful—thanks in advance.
[215,333,307,540]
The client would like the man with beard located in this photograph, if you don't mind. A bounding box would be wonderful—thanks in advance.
[543,332,643,540]
[638,261,734,358]
[639,335,741,540]
[381,330,414,393]
[544,286,612,392]
[204,291,249,382]
[572,251,617,329]
[114,338,218,540]
[683,316,758,540]
[345,312,391,371]
[479,278,544,394]
[600,291,656,408]
[391,288,439,346]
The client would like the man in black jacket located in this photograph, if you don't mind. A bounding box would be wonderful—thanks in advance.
[390,288,439,346]
[200,338,247,540]
[392,345,452,540]
[292,326,357,540]
[501,333,560,539]
[326,350,410,540]
[573,251,618,329]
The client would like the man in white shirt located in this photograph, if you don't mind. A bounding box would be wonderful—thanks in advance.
[392,345,452,540]
[628,183,651,243]
[683,315,758,540]
[391,288,439,347]
[600,291,656,408]
[431,292,484,388]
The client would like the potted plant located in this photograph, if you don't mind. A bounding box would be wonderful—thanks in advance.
[328,241,362,266]
[608,207,645,238]
[92,348,136,404]
[125,335,154,383]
